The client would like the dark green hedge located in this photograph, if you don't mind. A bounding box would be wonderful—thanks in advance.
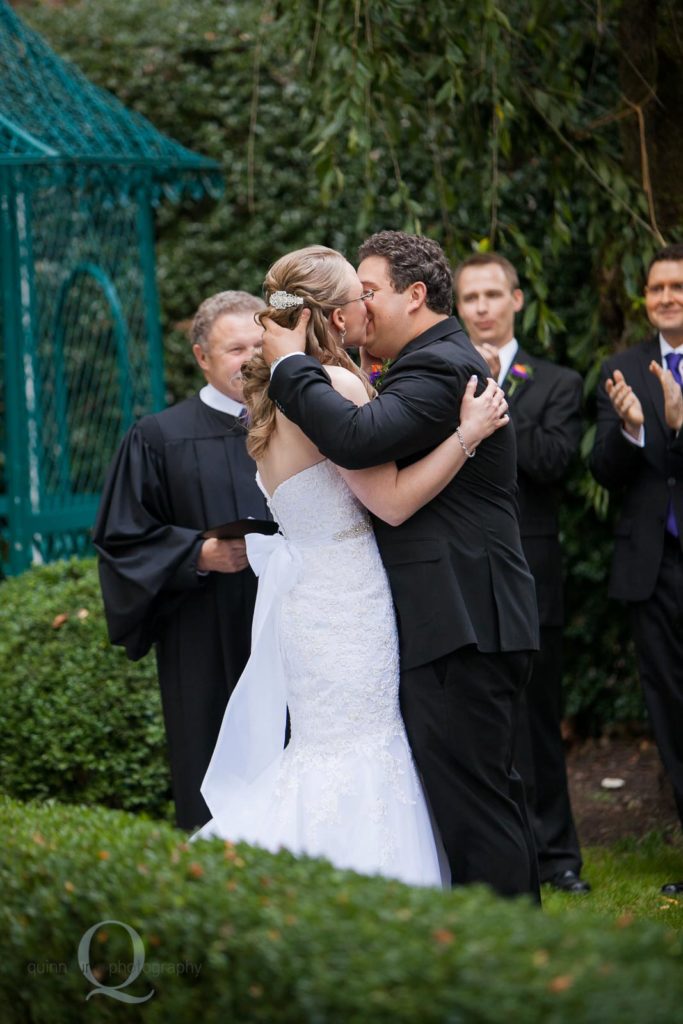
[0,558,172,818]
[2,795,683,1023]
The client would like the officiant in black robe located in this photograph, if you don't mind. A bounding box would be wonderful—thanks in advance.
[94,291,269,829]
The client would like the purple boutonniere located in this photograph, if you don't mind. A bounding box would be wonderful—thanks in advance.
[367,359,393,391]
[506,361,534,397]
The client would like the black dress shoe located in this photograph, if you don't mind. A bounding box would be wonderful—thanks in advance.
[547,870,591,893]
[661,881,683,894]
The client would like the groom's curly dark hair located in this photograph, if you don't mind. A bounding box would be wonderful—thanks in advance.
[357,230,453,316]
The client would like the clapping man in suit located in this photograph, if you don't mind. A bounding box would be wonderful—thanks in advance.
[455,252,589,894]
[261,232,540,901]
[590,243,683,895]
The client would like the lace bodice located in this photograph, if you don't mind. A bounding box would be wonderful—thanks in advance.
[258,460,407,828]
[256,459,371,545]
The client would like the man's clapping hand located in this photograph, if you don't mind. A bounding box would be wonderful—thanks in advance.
[474,343,501,381]
[605,369,644,438]
[649,359,683,432]
[198,538,249,573]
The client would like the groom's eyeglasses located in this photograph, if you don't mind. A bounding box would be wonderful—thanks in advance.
[338,290,374,306]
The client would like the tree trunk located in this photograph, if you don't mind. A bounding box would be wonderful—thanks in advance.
[618,0,683,238]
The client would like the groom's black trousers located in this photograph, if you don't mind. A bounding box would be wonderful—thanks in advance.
[400,646,541,902]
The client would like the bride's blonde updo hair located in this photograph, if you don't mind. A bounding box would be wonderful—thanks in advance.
[242,245,373,460]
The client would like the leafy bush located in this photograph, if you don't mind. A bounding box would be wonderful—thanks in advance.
[2,795,683,1023]
[0,559,172,817]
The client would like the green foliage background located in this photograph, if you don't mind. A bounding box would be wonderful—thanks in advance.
[17,0,681,729]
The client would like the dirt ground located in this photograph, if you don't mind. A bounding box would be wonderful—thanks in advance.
[566,734,680,846]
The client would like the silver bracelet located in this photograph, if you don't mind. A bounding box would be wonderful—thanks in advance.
[456,426,476,458]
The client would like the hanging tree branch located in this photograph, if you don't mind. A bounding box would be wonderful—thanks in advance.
[623,94,666,246]
[520,81,663,242]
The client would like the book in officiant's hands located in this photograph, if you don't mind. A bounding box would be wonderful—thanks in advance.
[202,518,279,540]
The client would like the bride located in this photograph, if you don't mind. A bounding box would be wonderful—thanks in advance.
[192,245,508,886]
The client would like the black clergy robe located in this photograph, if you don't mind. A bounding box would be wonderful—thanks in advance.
[93,395,270,829]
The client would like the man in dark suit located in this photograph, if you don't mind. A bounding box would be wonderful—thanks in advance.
[261,231,540,900]
[455,252,589,894]
[590,243,683,895]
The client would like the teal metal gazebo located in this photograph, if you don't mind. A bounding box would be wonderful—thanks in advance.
[0,1,220,575]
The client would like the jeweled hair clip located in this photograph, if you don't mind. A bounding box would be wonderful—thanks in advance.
[269,290,304,310]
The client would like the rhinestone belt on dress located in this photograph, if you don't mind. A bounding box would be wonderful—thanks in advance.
[332,520,373,542]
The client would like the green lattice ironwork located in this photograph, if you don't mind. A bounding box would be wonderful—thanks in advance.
[0,1,221,575]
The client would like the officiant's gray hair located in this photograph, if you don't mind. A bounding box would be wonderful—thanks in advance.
[191,291,266,351]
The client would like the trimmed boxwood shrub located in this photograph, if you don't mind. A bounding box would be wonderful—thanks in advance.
[0,559,172,818]
[2,795,683,1023]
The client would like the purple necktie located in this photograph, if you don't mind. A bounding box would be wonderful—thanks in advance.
[665,351,683,385]
[664,353,682,537]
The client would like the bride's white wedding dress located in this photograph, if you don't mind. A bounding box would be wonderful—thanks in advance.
[193,459,443,886]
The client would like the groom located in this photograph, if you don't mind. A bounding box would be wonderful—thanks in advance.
[262,231,540,900]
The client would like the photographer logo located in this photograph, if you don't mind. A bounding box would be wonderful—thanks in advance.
[77,919,154,1004]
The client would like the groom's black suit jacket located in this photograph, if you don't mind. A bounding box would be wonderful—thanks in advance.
[270,316,539,671]
[590,335,683,602]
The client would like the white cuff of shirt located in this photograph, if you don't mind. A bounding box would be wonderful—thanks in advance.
[621,425,645,448]
[269,351,307,377]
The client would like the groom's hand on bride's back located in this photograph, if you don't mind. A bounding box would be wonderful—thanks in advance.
[261,309,310,365]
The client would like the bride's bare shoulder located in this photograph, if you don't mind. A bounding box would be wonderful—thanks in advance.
[324,364,370,404]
